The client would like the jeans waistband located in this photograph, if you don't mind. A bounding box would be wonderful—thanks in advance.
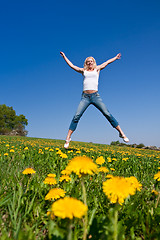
[82,91,98,96]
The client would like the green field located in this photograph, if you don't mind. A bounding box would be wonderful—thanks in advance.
[1,135,160,240]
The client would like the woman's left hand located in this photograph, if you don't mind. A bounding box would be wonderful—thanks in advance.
[116,53,121,59]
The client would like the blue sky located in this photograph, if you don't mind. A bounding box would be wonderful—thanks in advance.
[1,0,160,147]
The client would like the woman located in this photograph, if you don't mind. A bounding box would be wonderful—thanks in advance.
[60,51,129,148]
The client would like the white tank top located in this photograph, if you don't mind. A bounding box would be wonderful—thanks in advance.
[83,69,99,91]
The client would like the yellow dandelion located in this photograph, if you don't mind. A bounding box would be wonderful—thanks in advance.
[45,188,66,200]
[107,157,112,162]
[59,175,71,182]
[51,197,87,219]
[61,169,71,175]
[126,176,142,191]
[22,168,36,175]
[66,156,98,175]
[47,173,56,178]
[4,153,9,156]
[49,149,54,152]
[43,177,57,185]
[76,150,81,154]
[106,174,114,179]
[60,153,68,159]
[98,167,109,173]
[68,150,73,153]
[96,156,105,165]
[103,175,141,205]
[110,168,115,171]
[154,172,160,181]
[152,190,159,195]
[10,149,15,153]
[24,147,29,150]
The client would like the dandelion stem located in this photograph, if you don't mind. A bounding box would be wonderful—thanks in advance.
[81,179,88,240]
[113,206,118,240]
[25,177,31,194]
[155,192,160,208]
[67,219,73,240]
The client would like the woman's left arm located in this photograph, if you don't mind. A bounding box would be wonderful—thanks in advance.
[97,53,121,71]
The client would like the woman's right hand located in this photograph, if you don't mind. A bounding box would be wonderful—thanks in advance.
[60,51,65,58]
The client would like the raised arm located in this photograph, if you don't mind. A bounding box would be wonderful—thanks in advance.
[60,52,84,73]
[97,53,121,71]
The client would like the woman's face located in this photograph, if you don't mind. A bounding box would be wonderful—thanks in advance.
[86,58,94,68]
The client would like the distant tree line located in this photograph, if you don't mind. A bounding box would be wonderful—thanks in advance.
[110,141,145,149]
[110,141,160,151]
[0,104,28,136]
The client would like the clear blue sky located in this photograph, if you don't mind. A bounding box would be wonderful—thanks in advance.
[1,0,160,147]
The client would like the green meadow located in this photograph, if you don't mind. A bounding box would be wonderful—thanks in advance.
[1,135,160,240]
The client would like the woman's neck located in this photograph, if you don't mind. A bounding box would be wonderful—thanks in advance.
[87,67,94,71]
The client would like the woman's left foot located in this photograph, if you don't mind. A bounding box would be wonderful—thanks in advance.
[64,138,71,149]
[119,133,129,143]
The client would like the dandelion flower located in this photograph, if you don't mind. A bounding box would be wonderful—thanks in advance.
[61,169,71,175]
[126,176,142,191]
[22,168,36,175]
[43,177,57,185]
[4,153,8,156]
[98,167,109,173]
[60,153,68,159]
[154,172,160,181]
[96,156,105,165]
[152,190,159,195]
[45,188,66,200]
[59,175,71,182]
[110,168,115,171]
[51,197,87,219]
[49,148,54,152]
[47,174,56,178]
[103,175,141,205]
[10,149,15,153]
[66,156,98,175]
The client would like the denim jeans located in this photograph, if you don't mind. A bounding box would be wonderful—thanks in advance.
[69,92,119,131]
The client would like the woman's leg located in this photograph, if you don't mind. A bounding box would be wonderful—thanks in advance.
[115,125,129,141]
[92,93,129,142]
[92,93,119,128]
[64,93,90,148]
[65,129,73,142]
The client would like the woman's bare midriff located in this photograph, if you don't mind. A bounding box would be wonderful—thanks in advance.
[83,90,97,94]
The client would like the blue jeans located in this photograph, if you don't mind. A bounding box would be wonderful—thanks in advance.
[69,92,119,131]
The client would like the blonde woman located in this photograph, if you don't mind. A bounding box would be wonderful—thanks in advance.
[60,52,129,148]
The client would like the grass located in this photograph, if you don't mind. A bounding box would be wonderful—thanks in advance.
[0,135,160,239]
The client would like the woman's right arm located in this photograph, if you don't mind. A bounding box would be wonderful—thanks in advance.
[60,52,84,73]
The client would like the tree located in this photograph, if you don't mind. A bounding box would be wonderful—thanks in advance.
[0,104,28,136]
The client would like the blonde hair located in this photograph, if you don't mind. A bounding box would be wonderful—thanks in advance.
[83,56,97,70]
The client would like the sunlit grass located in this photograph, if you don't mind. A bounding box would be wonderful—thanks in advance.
[0,135,160,239]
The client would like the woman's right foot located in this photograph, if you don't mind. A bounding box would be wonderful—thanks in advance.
[64,138,71,149]
[119,133,129,143]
